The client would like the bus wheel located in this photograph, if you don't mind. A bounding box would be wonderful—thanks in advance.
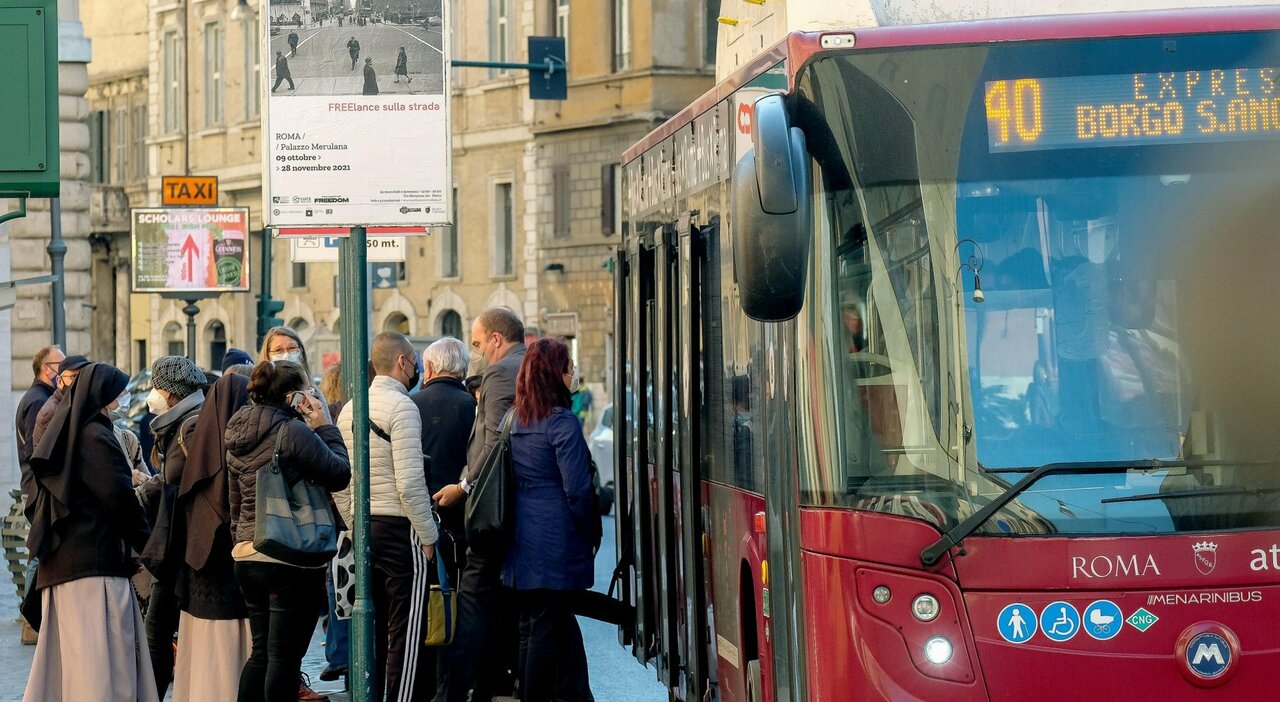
[746,659,762,702]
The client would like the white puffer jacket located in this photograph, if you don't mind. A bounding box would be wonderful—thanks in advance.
[335,375,439,546]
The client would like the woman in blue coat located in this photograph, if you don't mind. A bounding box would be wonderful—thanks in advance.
[504,337,599,701]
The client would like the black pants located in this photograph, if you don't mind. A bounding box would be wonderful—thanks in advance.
[235,561,326,702]
[271,74,294,92]
[371,516,434,702]
[146,579,179,699]
[518,590,593,702]
[434,548,518,702]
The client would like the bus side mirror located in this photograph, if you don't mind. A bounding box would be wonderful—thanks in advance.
[732,95,813,322]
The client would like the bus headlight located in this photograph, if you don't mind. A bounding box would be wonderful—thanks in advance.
[924,636,953,665]
[912,594,940,622]
[872,586,892,604]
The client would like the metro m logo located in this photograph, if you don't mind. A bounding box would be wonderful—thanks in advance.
[1192,643,1225,666]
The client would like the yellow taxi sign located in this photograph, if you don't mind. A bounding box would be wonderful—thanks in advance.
[161,176,218,206]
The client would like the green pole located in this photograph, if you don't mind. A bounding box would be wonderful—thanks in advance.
[340,227,373,700]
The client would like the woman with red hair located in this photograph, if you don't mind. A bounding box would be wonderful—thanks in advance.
[504,337,598,701]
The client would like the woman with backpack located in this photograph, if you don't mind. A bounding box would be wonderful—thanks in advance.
[226,361,351,702]
[504,337,599,701]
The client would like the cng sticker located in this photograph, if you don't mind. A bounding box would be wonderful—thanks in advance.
[1127,608,1159,633]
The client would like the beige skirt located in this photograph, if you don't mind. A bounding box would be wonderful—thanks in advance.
[22,576,159,702]
[172,612,253,702]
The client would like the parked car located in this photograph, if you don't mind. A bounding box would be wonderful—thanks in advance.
[589,404,614,515]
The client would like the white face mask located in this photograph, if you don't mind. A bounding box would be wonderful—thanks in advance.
[270,351,303,364]
[568,364,580,394]
[146,388,170,416]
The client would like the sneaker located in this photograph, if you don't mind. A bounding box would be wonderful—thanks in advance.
[299,674,330,702]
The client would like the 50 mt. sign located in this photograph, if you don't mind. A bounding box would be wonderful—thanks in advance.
[131,208,251,292]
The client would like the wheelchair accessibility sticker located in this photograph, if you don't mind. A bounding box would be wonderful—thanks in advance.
[1039,601,1081,642]
[1082,600,1124,640]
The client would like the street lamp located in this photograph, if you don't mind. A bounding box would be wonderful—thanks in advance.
[231,0,251,21]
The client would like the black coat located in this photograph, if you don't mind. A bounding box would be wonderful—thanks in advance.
[412,376,475,532]
[16,379,53,509]
[29,364,150,591]
[226,404,351,545]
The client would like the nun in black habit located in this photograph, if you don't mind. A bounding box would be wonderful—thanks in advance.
[23,362,158,702]
[171,372,254,701]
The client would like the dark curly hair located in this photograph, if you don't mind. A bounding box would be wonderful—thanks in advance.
[514,338,571,425]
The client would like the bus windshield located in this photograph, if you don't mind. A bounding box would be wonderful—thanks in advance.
[796,29,1280,535]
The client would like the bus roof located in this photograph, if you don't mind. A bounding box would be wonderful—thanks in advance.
[621,4,1280,164]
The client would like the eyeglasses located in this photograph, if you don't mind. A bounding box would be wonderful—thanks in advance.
[270,344,301,354]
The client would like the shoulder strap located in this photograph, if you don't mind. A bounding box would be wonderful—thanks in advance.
[370,421,392,443]
[175,412,201,458]
[498,408,516,441]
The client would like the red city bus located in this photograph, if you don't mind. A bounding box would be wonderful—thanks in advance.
[612,7,1280,701]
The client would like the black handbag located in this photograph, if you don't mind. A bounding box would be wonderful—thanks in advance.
[464,409,516,555]
[253,424,339,567]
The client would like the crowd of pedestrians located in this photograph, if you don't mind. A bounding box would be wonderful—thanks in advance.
[12,305,615,702]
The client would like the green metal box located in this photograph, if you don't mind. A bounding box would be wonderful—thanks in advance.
[0,1,58,198]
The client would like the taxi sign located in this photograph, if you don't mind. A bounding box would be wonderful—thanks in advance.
[162,176,219,206]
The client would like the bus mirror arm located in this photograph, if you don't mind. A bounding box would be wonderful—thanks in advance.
[731,94,813,322]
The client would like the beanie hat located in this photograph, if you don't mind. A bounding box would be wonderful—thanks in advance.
[152,355,207,398]
[220,348,253,372]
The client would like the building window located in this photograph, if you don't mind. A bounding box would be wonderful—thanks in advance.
[163,31,184,133]
[613,0,631,71]
[113,105,128,182]
[553,166,570,239]
[704,0,718,66]
[245,20,261,119]
[384,312,410,335]
[164,322,184,357]
[439,309,463,339]
[371,263,401,289]
[205,22,225,126]
[441,187,459,278]
[89,110,108,184]
[291,261,307,288]
[601,163,619,236]
[493,182,514,277]
[131,105,148,181]
[552,0,568,37]
[489,0,509,77]
[207,321,227,369]
[135,339,148,374]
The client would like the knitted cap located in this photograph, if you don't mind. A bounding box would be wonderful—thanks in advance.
[151,355,207,398]
[220,348,253,372]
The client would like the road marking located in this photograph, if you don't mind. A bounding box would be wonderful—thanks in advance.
[297,26,327,50]
[386,24,443,55]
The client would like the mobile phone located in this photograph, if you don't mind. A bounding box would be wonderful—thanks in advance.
[289,392,308,413]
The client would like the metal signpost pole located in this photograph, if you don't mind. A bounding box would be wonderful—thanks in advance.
[182,299,200,361]
[48,197,66,347]
[341,227,374,701]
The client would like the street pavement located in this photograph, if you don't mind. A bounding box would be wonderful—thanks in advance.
[269,20,446,97]
[0,514,665,701]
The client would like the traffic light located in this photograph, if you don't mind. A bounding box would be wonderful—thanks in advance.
[257,297,285,346]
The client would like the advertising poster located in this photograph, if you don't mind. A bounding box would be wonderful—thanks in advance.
[131,208,252,292]
[263,0,451,228]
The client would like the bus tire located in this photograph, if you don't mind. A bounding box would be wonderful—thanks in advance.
[746,659,762,702]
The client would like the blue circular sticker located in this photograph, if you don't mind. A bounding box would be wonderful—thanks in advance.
[1039,601,1081,642]
[1082,600,1124,641]
[997,603,1037,644]
[1186,632,1231,679]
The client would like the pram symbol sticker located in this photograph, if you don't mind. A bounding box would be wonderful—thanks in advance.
[1082,600,1123,640]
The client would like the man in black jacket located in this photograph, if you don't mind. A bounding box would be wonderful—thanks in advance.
[412,336,475,695]
[16,346,63,508]
[433,307,525,702]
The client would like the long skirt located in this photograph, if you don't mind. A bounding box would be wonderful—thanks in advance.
[172,613,253,702]
[22,576,159,702]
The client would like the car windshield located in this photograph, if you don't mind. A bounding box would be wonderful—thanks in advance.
[796,29,1280,535]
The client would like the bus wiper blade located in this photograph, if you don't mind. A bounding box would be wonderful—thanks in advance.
[1101,484,1280,504]
[918,459,1221,568]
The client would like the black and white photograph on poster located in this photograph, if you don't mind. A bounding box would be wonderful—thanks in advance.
[268,0,444,97]
[264,0,452,228]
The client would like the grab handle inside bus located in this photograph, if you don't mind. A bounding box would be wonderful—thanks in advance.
[732,94,813,322]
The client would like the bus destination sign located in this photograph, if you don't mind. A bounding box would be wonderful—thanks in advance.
[985,67,1280,152]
